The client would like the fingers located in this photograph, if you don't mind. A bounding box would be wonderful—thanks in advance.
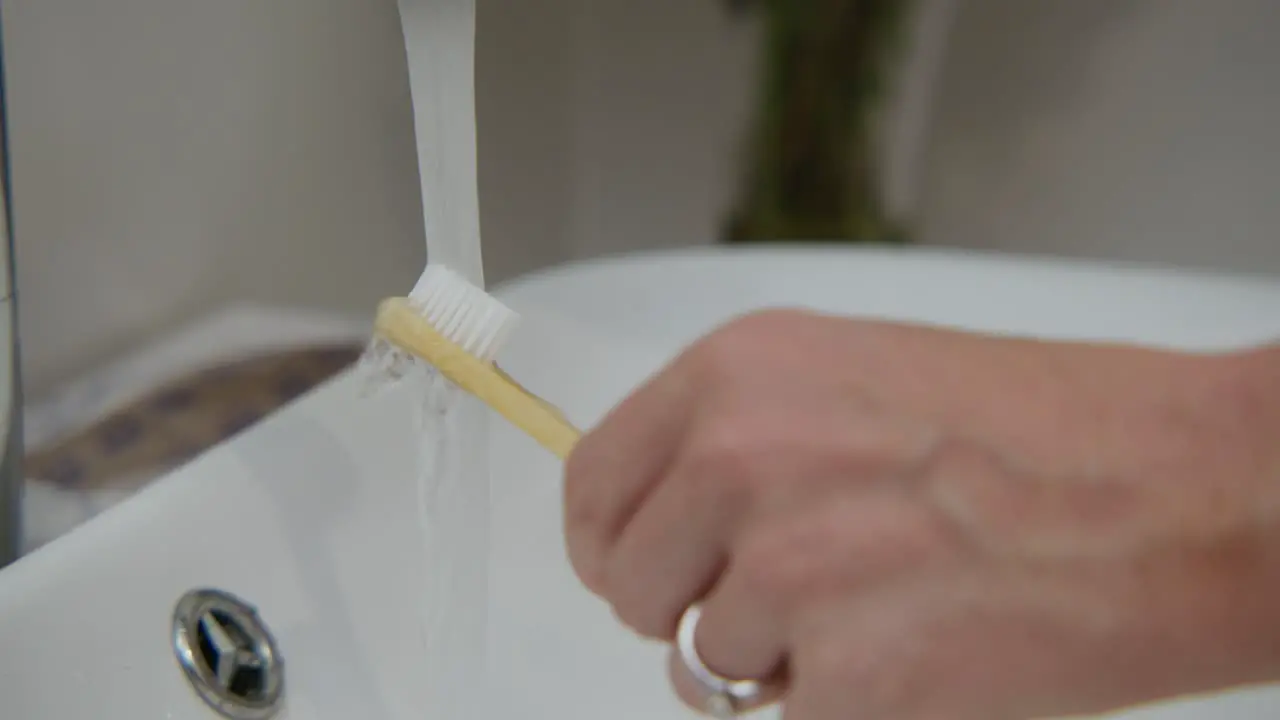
[603,462,732,639]
[781,602,911,720]
[690,561,789,681]
[666,561,791,715]
[783,644,862,720]
[563,356,698,594]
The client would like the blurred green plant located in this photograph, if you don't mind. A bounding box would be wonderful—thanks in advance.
[722,0,915,244]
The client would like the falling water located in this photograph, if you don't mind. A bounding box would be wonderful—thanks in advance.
[412,370,489,720]
[391,0,492,716]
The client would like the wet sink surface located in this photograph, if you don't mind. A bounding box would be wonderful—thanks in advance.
[2,247,1279,719]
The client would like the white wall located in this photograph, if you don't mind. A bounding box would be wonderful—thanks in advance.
[917,0,1280,275]
[554,0,952,257]
[8,0,1280,397]
[473,0,577,282]
[6,0,763,397]
[478,0,759,271]
[550,0,1280,276]
[564,0,758,257]
[5,0,425,396]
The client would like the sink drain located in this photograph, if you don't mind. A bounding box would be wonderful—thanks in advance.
[172,588,285,720]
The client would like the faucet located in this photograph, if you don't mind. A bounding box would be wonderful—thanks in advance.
[0,6,22,569]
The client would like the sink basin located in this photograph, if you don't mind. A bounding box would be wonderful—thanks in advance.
[2,246,1279,719]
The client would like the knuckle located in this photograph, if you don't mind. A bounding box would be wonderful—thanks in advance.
[839,499,953,571]
[718,308,808,339]
[681,335,736,387]
[839,414,941,477]
[736,516,840,608]
[563,528,606,597]
[682,417,763,504]
[736,502,949,608]
[562,443,610,594]
[924,439,1036,545]
[709,309,790,343]
[685,309,811,375]
[567,546,605,599]
[562,437,600,528]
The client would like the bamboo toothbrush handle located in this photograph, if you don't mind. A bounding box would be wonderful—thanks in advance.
[488,364,582,458]
[375,298,582,459]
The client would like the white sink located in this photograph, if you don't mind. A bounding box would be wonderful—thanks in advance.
[2,246,1279,719]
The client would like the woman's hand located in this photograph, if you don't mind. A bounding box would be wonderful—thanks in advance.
[563,309,1280,719]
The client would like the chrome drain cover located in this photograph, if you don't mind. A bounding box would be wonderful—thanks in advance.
[172,588,285,720]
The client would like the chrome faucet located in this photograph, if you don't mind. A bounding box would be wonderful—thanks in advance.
[0,6,22,569]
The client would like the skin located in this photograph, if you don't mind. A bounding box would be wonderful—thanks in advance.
[562,309,1280,720]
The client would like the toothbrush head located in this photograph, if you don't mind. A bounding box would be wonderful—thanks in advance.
[360,264,520,390]
[405,265,520,363]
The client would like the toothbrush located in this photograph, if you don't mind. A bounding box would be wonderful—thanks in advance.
[370,265,582,459]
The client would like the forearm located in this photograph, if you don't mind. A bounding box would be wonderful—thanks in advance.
[1216,344,1280,468]
[1248,344,1280,407]
[1204,344,1280,683]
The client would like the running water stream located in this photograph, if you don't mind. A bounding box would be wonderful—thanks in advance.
[393,1,491,717]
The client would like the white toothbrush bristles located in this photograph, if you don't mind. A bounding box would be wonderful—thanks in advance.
[408,265,520,364]
[360,265,520,393]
